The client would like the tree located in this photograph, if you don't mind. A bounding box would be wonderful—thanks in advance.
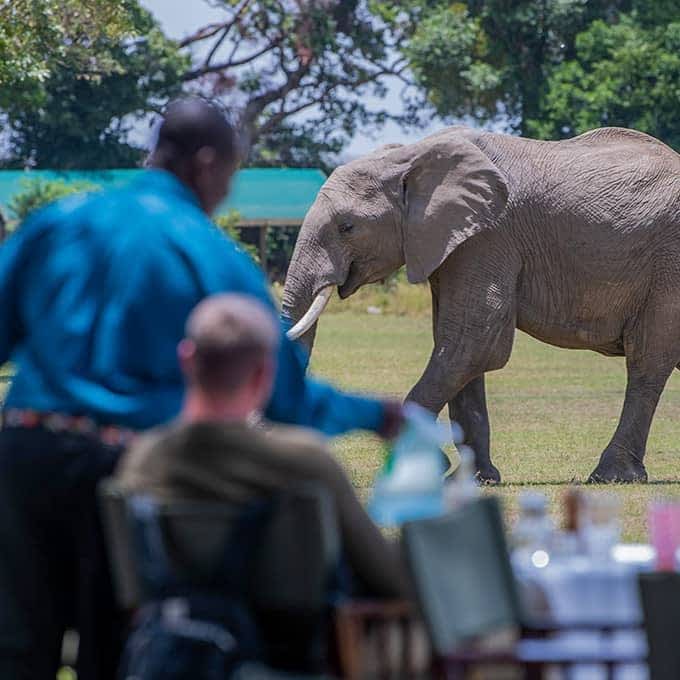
[1,1,188,168]
[179,0,409,166]
[2,0,414,169]
[527,16,680,148]
[394,0,639,135]
[390,0,680,149]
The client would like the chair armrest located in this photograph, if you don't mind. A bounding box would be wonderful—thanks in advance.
[522,618,643,637]
[333,599,421,679]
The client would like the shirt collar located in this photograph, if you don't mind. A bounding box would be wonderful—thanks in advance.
[134,169,203,209]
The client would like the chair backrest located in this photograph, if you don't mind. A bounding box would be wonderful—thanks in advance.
[639,572,680,680]
[253,484,339,612]
[130,493,274,601]
[402,496,522,656]
[98,479,339,613]
[160,503,246,578]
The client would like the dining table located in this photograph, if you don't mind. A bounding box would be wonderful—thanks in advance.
[512,543,655,680]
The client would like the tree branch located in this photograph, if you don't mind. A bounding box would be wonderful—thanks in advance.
[183,41,279,81]
[243,60,313,140]
[255,64,399,139]
[257,99,321,137]
[178,22,229,48]
[177,1,413,153]
[202,0,254,67]
[179,0,254,49]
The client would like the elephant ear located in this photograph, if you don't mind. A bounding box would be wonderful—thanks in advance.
[394,136,508,283]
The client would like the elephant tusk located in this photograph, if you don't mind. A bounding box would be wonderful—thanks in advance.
[286,286,334,341]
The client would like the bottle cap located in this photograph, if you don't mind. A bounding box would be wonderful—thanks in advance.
[518,491,548,513]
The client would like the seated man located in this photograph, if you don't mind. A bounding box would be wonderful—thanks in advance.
[116,293,409,601]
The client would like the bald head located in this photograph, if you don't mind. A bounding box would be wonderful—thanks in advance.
[154,98,238,161]
[148,97,241,215]
[182,294,278,400]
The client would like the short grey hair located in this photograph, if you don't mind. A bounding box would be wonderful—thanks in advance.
[185,294,278,391]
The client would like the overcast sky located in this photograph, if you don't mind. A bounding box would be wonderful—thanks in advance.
[138,0,441,159]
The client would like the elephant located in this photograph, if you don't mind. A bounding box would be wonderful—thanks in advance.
[281,126,680,484]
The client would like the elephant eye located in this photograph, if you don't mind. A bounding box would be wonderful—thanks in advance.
[338,221,354,234]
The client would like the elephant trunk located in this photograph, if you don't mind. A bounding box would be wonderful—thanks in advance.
[281,235,338,356]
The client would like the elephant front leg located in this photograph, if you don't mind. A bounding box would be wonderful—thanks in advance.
[406,367,500,483]
[406,240,518,482]
[406,335,512,483]
[448,376,499,483]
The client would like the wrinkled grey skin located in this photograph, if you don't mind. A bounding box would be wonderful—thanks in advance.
[282,126,680,483]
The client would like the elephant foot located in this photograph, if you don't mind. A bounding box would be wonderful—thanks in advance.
[588,448,648,484]
[476,464,501,485]
[447,462,501,484]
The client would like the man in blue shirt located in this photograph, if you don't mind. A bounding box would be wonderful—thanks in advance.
[0,98,401,680]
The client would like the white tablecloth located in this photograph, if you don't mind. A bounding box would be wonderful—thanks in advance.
[513,545,653,680]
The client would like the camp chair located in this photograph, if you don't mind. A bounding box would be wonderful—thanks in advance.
[639,572,680,680]
[98,479,340,675]
[331,496,518,679]
[402,497,647,679]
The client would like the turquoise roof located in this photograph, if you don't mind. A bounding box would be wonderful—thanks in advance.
[0,168,326,224]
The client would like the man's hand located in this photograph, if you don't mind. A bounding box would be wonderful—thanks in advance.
[378,400,405,440]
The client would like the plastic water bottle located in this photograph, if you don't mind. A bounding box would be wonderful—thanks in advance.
[368,403,451,527]
[511,492,554,570]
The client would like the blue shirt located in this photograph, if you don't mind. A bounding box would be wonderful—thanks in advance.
[0,169,385,434]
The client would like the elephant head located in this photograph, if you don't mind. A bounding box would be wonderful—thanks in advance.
[281,129,509,352]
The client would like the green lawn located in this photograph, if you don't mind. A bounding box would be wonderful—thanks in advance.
[310,308,680,542]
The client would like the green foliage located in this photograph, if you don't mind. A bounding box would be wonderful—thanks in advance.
[1,1,188,169]
[527,16,680,148]
[0,1,139,110]
[4,0,677,170]
[405,3,501,120]
[394,0,605,131]
[1,0,410,170]
[213,212,260,263]
[264,226,299,282]
[8,178,99,222]
[390,0,680,148]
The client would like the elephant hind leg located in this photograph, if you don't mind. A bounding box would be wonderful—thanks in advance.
[589,300,680,483]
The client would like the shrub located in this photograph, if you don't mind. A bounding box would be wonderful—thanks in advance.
[9,178,100,222]
[213,211,260,263]
[265,226,299,282]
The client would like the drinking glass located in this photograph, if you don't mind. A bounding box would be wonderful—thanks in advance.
[649,501,680,571]
[580,492,621,561]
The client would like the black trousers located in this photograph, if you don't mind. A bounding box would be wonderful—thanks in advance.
[0,426,126,680]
